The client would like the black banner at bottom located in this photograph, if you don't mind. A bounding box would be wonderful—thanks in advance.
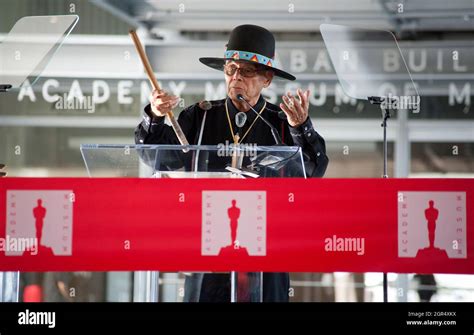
[0,302,472,333]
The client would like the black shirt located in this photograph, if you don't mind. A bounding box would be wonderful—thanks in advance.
[135,95,328,178]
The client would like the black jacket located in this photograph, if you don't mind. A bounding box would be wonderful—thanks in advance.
[135,96,329,302]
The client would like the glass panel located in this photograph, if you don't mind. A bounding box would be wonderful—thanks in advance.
[320,23,420,111]
[0,15,79,90]
[80,144,306,178]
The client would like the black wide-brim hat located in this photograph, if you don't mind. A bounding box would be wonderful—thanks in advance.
[199,24,296,81]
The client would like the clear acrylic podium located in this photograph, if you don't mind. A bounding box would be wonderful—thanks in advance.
[80,144,306,302]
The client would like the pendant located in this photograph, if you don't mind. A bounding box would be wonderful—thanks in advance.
[235,112,247,128]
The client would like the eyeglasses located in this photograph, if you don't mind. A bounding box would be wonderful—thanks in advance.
[224,64,264,78]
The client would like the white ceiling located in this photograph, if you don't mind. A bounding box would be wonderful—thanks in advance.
[93,0,474,32]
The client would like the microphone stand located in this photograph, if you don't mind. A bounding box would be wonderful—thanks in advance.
[369,95,392,303]
[193,110,208,172]
[193,101,212,172]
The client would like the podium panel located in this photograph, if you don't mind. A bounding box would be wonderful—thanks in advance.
[80,144,305,302]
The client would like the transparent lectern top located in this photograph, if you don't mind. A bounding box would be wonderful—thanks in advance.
[80,144,306,178]
[0,15,79,90]
[320,23,419,106]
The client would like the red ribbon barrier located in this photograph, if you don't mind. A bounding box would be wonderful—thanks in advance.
[0,178,472,274]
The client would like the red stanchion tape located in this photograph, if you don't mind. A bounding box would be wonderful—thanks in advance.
[0,178,472,273]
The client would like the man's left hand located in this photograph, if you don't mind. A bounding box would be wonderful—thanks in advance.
[280,88,310,127]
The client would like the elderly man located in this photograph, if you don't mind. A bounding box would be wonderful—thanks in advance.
[135,24,328,302]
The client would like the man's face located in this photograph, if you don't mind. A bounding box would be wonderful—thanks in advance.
[224,60,274,102]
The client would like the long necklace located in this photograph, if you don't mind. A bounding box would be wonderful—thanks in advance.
[225,98,267,145]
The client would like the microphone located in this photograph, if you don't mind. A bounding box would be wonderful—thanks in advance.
[237,94,282,145]
[193,100,212,172]
[0,163,6,177]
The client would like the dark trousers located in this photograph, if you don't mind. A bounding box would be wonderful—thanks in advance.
[198,272,289,302]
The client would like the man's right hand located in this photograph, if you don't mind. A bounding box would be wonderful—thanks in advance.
[149,89,180,117]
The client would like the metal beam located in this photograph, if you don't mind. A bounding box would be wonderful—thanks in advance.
[89,0,144,29]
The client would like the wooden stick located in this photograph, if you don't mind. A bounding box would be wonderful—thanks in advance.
[129,30,189,146]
